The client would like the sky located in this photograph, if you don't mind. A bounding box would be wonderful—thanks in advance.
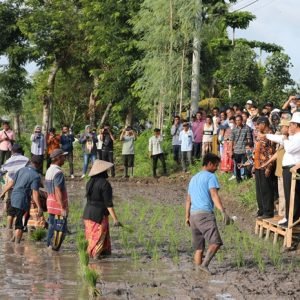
[230,0,300,82]
[1,0,299,82]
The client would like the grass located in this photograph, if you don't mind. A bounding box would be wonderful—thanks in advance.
[30,228,47,241]
[110,195,300,273]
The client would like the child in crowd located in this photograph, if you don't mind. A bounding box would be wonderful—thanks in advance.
[237,142,254,179]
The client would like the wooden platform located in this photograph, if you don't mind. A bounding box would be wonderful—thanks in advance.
[254,173,300,248]
[255,215,300,247]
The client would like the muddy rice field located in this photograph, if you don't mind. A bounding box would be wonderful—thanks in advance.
[0,176,300,299]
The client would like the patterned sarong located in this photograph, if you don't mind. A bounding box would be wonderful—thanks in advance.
[84,216,111,258]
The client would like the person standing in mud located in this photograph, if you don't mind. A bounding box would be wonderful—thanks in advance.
[0,144,29,230]
[185,153,230,274]
[83,160,122,258]
[45,149,69,249]
[3,156,42,243]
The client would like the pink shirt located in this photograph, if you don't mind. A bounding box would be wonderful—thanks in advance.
[0,129,15,151]
[192,120,204,143]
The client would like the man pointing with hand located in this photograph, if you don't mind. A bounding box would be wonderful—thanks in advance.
[185,153,230,274]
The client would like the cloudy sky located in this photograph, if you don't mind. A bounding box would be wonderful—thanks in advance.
[230,0,300,82]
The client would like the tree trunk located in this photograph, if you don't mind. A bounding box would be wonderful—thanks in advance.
[99,102,112,128]
[125,108,133,127]
[88,77,99,128]
[13,113,21,140]
[232,27,235,45]
[179,46,186,116]
[190,0,202,116]
[42,61,59,134]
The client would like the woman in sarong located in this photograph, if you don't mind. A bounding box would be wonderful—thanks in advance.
[220,125,234,172]
[83,160,121,258]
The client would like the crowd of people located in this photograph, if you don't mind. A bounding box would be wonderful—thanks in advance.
[0,94,299,270]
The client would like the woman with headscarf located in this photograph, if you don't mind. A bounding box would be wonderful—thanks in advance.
[83,160,121,258]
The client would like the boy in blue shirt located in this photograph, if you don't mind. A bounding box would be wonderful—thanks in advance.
[185,153,230,274]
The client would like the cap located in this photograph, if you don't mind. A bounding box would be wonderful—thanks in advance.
[257,116,269,125]
[246,100,253,105]
[11,143,23,154]
[289,112,300,124]
[50,149,68,160]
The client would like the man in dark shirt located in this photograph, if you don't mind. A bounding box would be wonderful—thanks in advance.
[2,157,42,243]
[100,124,115,177]
[230,115,252,183]
[60,125,75,178]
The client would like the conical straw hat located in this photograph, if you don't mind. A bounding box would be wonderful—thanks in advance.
[89,160,114,177]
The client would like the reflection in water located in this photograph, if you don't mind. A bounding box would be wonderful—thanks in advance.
[0,229,87,299]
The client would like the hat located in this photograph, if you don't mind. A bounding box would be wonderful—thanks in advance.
[34,125,41,131]
[88,160,113,177]
[11,143,23,154]
[289,112,300,124]
[246,100,253,105]
[50,149,68,159]
[257,116,269,125]
[279,119,290,127]
[85,125,91,130]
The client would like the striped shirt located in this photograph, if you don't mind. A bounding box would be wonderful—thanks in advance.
[1,154,29,180]
[45,164,68,215]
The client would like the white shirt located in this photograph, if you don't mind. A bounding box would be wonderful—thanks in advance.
[266,132,300,166]
[179,129,194,152]
[148,135,163,155]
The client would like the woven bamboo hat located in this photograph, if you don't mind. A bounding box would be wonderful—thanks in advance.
[89,160,113,177]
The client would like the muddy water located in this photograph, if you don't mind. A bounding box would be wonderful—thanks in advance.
[0,228,88,299]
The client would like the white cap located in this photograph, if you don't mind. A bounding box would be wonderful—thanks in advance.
[289,112,300,124]
[246,100,253,105]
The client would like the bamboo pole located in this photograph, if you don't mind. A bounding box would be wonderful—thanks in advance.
[286,172,296,248]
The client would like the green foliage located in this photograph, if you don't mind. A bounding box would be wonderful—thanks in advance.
[215,44,262,104]
[225,11,255,30]
[262,52,294,104]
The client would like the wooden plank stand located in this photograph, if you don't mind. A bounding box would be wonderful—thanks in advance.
[255,173,300,248]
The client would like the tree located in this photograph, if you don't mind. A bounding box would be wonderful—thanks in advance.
[18,0,83,133]
[225,11,255,45]
[215,44,262,103]
[262,52,294,104]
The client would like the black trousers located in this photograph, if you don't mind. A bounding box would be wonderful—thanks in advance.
[0,150,11,166]
[255,169,274,217]
[97,149,102,160]
[152,153,166,177]
[233,153,245,182]
[282,167,300,221]
[193,142,202,159]
[102,150,115,177]
[172,145,181,163]
[66,152,74,176]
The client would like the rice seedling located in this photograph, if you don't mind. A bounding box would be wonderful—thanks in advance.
[79,249,89,267]
[30,228,47,241]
